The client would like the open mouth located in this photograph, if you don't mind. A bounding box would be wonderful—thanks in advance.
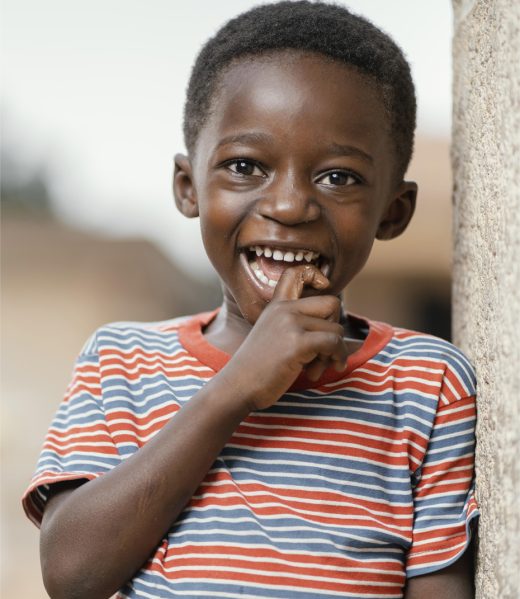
[242,245,331,291]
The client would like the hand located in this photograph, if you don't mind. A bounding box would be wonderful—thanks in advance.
[222,264,349,411]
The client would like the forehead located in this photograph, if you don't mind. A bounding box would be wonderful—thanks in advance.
[196,51,392,166]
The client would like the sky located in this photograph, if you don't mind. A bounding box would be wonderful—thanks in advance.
[1,1,453,277]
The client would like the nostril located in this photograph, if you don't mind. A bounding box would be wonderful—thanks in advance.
[257,194,320,225]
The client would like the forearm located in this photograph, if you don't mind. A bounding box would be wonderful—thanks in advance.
[41,372,251,599]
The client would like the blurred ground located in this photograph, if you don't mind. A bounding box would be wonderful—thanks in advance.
[1,136,451,597]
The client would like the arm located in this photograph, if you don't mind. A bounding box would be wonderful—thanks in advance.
[404,541,475,599]
[40,266,348,599]
[41,374,252,599]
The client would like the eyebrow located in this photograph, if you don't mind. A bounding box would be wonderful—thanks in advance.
[327,142,373,164]
[215,132,274,149]
[215,133,373,164]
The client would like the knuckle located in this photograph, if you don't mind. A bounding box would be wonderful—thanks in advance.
[328,295,341,309]
[329,332,342,346]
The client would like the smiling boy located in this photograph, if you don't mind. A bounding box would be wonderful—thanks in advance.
[23,2,478,598]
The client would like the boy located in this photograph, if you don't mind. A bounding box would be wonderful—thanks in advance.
[23,2,478,598]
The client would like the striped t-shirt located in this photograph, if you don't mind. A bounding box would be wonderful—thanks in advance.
[23,310,479,599]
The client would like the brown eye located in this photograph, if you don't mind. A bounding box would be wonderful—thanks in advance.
[318,171,358,186]
[227,160,265,177]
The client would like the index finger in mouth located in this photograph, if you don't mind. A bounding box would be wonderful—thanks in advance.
[272,264,330,302]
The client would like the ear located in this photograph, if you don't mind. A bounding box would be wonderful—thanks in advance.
[173,153,199,218]
[376,181,417,240]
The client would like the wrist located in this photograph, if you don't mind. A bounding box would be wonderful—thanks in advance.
[201,368,256,418]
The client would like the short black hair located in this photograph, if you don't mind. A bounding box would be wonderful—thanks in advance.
[183,0,416,180]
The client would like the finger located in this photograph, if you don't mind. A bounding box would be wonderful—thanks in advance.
[332,356,347,372]
[305,357,331,381]
[295,315,344,336]
[279,294,342,321]
[326,296,342,324]
[272,264,329,302]
[299,331,349,367]
[305,350,348,381]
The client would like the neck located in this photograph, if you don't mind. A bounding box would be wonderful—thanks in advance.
[203,293,254,355]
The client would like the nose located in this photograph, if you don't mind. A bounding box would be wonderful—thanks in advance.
[256,172,321,225]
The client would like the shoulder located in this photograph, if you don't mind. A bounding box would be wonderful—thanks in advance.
[78,313,204,358]
[374,323,477,402]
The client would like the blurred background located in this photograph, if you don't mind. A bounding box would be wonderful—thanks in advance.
[1,1,453,596]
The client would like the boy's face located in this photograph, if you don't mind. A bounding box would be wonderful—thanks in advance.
[174,52,416,324]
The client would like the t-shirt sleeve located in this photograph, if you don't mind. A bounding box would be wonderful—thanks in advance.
[22,333,121,527]
[406,392,479,577]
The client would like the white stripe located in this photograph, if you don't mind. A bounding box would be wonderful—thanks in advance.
[430,421,476,442]
[220,452,410,476]
[38,455,118,469]
[409,538,466,561]
[415,475,472,492]
[125,573,402,599]
[409,527,473,547]
[424,440,473,456]
[274,401,434,428]
[420,450,474,468]
[161,551,404,577]
[232,432,409,459]
[153,563,403,587]
[324,374,441,390]
[52,408,105,424]
[46,429,112,442]
[353,363,446,376]
[164,538,403,559]
[101,349,198,364]
[100,361,211,376]
[434,401,475,418]
[378,341,474,389]
[178,514,410,544]
[187,502,410,532]
[241,420,430,446]
[419,464,474,481]
[224,446,411,479]
[250,411,433,441]
[202,474,411,508]
[191,489,412,520]
[106,400,178,420]
[413,501,464,513]
[413,513,466,523]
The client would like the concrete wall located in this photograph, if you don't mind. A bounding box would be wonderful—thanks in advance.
[451,1,520,597]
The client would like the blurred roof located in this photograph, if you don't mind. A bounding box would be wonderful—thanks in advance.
[2,214,220,330]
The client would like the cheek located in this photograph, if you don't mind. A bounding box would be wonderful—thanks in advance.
[199,199,229,239]
[334,211,380,277]
[200,188,251,238]
[198,197,244,268]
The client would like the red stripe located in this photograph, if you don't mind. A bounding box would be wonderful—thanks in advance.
[227,436,409,465]
[198,479,412,516]
[147,563,403,595]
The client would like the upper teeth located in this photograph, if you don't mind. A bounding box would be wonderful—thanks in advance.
[250,246,319,263]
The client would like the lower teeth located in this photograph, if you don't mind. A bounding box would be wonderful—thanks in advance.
[251,262,277,287]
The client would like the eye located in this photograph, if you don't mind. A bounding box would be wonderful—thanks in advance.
[226,159,266,177]
[317,170,360,186]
